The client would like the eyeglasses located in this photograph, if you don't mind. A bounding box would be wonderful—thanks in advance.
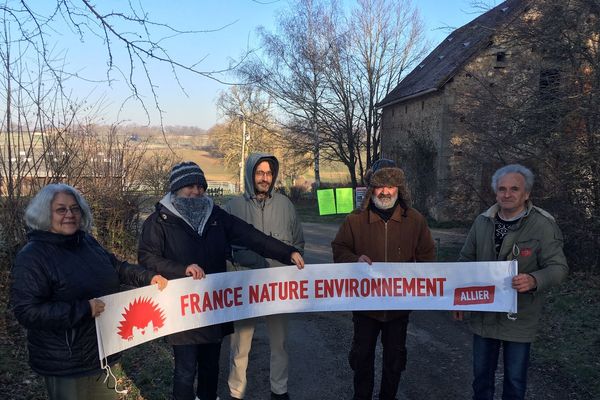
[54,206,82,216]
[255,171,273,178]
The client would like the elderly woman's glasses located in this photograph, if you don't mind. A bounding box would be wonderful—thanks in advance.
[54,206,82,216]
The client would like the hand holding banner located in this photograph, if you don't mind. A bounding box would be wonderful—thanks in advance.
[96,261,517,361]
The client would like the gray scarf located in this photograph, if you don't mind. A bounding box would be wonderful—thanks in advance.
[172,195,213,235]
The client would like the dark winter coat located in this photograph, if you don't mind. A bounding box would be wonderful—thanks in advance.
[138,194,298,345]
[10,230,156,377]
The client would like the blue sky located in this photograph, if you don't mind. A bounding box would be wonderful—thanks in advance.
[55,0,496,129]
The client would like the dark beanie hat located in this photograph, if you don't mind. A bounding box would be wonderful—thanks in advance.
[169,161,208,193]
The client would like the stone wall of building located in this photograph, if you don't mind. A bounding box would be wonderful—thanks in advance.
[381,25,542,221]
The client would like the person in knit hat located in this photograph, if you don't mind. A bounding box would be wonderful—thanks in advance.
[138,161,305,400]
[169,161,208,193]
[332,158,435,400]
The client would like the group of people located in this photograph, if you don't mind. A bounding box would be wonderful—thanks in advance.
[9,153,568,400]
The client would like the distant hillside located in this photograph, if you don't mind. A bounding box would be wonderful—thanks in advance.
[121,124,206,137]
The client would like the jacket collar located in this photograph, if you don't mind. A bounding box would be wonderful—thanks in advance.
[27,229,86,247]
[482,200,534,220]
[367,204,405,224]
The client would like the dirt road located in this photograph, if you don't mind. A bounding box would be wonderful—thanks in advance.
[218,222,573,400]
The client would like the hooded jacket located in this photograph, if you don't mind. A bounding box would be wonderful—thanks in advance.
[138,192,299,344]
[225,153,304,269]
[10,230,155,376]
[459,201,568,342]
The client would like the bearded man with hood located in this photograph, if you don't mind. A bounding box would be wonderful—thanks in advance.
[225,153,304,400]
[138,161,304,400]
[331,158,435,400]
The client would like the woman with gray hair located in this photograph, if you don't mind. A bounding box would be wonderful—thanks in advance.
[10,183,168,400]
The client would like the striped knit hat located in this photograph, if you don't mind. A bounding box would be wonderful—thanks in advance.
[169,161,208,193]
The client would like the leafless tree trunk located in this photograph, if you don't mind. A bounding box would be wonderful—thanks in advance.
[352,0,429,178]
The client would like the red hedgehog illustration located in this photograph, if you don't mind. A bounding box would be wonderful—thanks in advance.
[117,297,166,341]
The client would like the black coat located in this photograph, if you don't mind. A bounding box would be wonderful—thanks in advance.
[138,200,296,345]
[10,230,156,377]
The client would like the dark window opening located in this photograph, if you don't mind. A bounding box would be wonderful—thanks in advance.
[539,69,560,99]
[405,105,408,114]
[421,101,425,110]
[496,52,506,62]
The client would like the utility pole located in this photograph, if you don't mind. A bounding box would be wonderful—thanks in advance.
[239,115,247,193]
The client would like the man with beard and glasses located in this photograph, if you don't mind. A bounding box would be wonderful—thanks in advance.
[224,153,304,400]
[138,161,304,400]
[331,159,435,400]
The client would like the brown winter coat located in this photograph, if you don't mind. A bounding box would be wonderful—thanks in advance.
[331,205,436,321]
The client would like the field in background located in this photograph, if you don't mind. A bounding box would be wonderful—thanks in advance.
[147,143,351,187]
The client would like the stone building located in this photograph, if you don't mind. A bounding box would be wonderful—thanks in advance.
[377,0,533,221]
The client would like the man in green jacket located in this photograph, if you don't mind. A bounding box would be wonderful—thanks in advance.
[453,164,568,400]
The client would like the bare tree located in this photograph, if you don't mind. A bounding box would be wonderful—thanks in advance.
[136,151,181,196]
[238,0,428,188]
[0,0,242,126]
[213,84,311,189]
[351,0,429,177]
[239,0,333,188]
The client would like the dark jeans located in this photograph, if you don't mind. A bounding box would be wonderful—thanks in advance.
[173,342,222,400]
[472,334,531,400]
[44,370,118,400]
[349,312,408,400]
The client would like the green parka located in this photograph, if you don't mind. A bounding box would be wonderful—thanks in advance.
[459,201,568,342]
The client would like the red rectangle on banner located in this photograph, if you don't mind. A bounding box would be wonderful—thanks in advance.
[454,286,495,305]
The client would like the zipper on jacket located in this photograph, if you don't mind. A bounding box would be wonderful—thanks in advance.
[65,330,73,358]
[384,222,388,262]
[383,221,388,320]
[261,201,265,233]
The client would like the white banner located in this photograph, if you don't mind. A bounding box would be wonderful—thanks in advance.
[96,261,517,360]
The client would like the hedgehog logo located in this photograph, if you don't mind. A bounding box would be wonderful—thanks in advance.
[117,297,166,341]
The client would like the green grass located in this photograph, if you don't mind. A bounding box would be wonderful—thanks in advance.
[533,272,600,397]
[435,244,462,262]
[119,340,174,399]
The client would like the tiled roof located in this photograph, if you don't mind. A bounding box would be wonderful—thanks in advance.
[376,0,528,108]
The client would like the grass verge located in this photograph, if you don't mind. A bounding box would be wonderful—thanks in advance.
[532,272,600,398]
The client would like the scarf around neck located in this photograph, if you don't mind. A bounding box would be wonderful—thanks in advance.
[171,195,214,235]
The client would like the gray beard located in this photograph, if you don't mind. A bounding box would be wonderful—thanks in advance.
[371,192,398,210]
